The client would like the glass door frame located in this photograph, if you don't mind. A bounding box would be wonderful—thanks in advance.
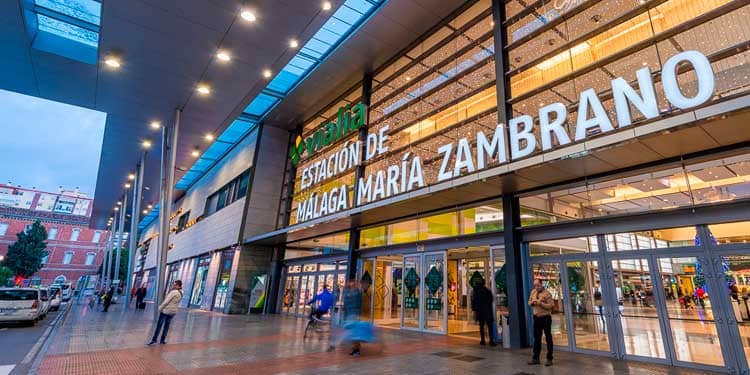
[702,240,750,375]
[525,228,745,373]
[399,251,448,334]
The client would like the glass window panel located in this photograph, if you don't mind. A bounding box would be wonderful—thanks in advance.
[529,237,598,256]
[707,221,750,245]
[35,0,101,25]
[418,212,459,240]
[37,14,98,47]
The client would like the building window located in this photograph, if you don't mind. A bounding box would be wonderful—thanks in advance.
[70,228,80,241]
[24,224,32,233]
[205,169,251,216]
[54,275,66,284]
[48,227,58,240]
[85,252,95,266]
[63,251,73,265]
[177,211,190,233]
[41,254,49,264]
[0,223,7,236]
[92,230,101,243]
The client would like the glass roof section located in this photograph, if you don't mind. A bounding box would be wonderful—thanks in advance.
[23,0,101,64]
[243,0,387,117]
[174,119,256,190]
[141,0,387,231]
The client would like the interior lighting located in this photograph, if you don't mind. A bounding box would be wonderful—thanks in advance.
[128,173,135,180]
[216,50,231,62]
[240,9,256,22]
[196,84,211,96]
[204,133,214,141]
[142,140,153,149]
[322,1,332,11]
[147,204,153,209]
[142,209,148,214]
[191,149,200,158]
[289,39,299,48]
[104,56,121,69]
[114,207,119,211]
[117,201,122,206]
[149,121,161,130]
[262,69,272,78]
[124,183,131,189]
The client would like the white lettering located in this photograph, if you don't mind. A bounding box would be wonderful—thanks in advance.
[509,115,535,159]
[662,50,715,109]
[387,165,399,196]
[437,143,454,181]
[539,103,571,150]
[366,132,378,160]
[612,67,659,127]
[476,125,507,169]
[373,170,386,201]
[377,125,390,155]
[408,156,425,190]
[357,175,373,205]
[453,138,475,176]
[575,88,613,141]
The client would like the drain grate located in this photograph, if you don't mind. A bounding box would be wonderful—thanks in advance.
[431,351,462,358]
[453,355,485,362]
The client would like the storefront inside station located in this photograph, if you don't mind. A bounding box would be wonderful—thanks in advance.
[261,0,750,372]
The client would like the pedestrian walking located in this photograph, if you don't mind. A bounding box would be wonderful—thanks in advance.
[135,286,147,310]
[528,279,554,366]
[342,279,365,356]
[102,287,114,312]
[471,279,496,346]
[148,280,183,345]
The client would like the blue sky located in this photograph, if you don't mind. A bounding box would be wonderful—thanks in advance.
[0,89,106,196]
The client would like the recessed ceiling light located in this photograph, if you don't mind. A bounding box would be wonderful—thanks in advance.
[149,121,161,130]
[240,9,256,22]
[262,69,272,78]
[289,39,299,48]
[204,133,214,141]
[128,173,135,181]
[142,140,152,149]
[216,50,231,62]
[104,56,121,69]
[405,76,411,81]
[191,149,200,157]
[142,209,148,214]
[124,183,131,188]
[196,84,211,95]
[147,204,153,209]
[322,1,332,11]
[114,206,120,211]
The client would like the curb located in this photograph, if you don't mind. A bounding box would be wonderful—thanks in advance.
[22,302,73,375]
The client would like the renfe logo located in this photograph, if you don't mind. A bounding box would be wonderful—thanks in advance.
[289,102,367,166]
[294,51,716,224]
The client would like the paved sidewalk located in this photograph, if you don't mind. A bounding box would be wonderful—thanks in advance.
[36,302,718,374]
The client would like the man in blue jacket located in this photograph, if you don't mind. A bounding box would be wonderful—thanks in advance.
[308,284,334,323]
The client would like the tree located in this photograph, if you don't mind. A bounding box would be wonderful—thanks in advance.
[0,266,13,287]
[97,248,129,283]
[4,221,48,278]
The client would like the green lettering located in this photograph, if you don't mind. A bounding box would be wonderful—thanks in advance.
[322,122,336,146]
[351,102,366,130]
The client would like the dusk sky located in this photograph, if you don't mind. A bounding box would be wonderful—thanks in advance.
[0,89,106,196]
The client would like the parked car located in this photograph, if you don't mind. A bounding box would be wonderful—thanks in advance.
[48,287,62,311]
[53,283,73,302]
[38,288,51,319]
[0,288,43,325]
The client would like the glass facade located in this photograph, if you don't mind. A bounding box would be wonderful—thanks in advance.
[269,0,750,372]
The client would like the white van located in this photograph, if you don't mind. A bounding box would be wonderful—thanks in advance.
[48,286,62,311]
[0,288,43,325]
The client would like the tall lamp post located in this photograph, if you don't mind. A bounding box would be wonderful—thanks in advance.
[124,149,147,306]
[114,190,128,292]
[153,109,180,321]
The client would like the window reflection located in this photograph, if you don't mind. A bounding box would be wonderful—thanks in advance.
[521,152,750,226]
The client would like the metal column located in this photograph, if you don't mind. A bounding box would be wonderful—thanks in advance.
[125,152,146,305]
[154,109,180,321]
[114,190,128,290]
[104,210,117,289]
[502,195,528,348]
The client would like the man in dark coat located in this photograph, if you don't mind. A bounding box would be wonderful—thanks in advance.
[471,279,496,346]
[102,287,115,312]
[135,286,147,310]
